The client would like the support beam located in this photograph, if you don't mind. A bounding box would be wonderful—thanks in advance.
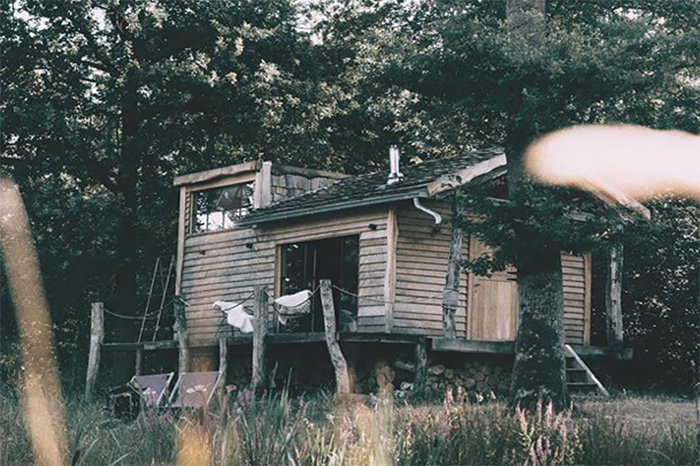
[320,280,351,394]
[85,302,104,400]
[413,337,428,396]
[384,207,398,333]
[605,242,624,352]
[135,346,143,376]
[251,286,268,395]
[173,297,189,376]
[442,203,463,339]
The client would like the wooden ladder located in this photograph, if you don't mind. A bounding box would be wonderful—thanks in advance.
[565,344,610,397]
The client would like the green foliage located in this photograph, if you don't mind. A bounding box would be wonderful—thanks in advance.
[600,198,700,392]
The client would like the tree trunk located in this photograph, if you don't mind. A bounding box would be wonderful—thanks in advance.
[506,0,568,410]
[112,72,142,382]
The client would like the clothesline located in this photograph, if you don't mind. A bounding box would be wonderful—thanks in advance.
[103,299,175,321]
[330,283,446,307]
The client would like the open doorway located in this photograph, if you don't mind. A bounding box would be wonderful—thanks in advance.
[279,236,359,332]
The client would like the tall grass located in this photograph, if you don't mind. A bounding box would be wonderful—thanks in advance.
[0,385,697,465]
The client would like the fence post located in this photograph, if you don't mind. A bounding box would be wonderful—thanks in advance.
[135,346,143,376]
[85,302,104,400]
[219,337,228,376]
[320,280,351,394]
[251,286,268,395]
[173,297,189,376]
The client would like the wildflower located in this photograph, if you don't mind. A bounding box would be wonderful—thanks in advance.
[545,401,553,428]
[475,392,484,403]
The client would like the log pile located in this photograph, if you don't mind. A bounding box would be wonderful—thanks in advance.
[426,359,511,396]
[374,359,396,394]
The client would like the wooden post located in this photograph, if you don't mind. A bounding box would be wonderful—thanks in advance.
[85,302,104,400]
[219,337,228,376]
[173,296,189,376]
[251,286,268,394]
[442,205,463,339]
[414,337,428,396]
[384,207,398,333]
[135,346,143,376]
[605,242,624,352]
[320,280,351,394]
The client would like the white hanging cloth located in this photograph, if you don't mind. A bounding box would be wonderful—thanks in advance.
[274,290,312,325]
[214,300,254,333]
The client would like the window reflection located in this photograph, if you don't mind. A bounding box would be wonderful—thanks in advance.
[192,182,254,233]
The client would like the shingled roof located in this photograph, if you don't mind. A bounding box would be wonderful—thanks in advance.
[238,147,507,226]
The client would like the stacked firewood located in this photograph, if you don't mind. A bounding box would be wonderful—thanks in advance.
[426,359,511,396]
[374,359,396,394]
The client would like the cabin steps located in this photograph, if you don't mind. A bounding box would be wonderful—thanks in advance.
[565,344,610,397]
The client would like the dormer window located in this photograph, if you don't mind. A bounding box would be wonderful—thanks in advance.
[191,182,254,233]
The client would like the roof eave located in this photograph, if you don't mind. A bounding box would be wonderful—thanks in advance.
[238,189,430,227]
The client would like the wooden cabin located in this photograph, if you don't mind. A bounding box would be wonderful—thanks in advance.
[169,150,623,395]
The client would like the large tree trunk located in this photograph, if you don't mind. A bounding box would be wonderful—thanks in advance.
[506,0,568,410]
[507,142,568,410]
[112,72,142,382]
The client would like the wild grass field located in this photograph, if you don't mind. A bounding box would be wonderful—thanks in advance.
[0,387,697,466]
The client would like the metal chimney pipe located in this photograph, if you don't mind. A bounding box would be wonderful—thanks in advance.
[387,145,403,185]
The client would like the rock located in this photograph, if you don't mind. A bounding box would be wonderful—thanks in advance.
[430,364,445,376]
[444,368,455,379]
[464,378,476,389]
[474,372,486,382]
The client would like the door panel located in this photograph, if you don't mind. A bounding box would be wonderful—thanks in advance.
[467,237,518,341]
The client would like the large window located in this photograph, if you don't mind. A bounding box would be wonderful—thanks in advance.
[280,236,359,332]
[191,182,254,234]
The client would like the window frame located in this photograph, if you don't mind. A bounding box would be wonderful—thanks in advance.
[187,175,256,236]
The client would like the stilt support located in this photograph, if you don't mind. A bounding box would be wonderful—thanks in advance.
[320,280,351,394]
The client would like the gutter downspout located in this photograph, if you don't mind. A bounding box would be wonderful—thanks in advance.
[413,198,442,225]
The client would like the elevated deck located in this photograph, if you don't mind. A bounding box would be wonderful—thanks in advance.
[101,333,632,360]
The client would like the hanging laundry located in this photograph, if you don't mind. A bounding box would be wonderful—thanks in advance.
[214,300,254,333]
[274,290,312,325]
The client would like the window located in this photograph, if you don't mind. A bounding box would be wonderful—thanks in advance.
[280,236,359,332]
[191,182,254,233]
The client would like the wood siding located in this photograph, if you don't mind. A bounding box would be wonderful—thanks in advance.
[180,206,389,345]
[392,200,591,344]
[176,166,591,346]
[393,200,468,336]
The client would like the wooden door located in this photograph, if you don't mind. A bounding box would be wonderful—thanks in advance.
[467,237,519,341]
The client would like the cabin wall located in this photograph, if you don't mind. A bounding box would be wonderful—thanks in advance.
[393,200,591,344]
[179,204,390,345]
[393,199,469,336]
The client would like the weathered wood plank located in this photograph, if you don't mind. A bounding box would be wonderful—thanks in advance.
[85,302,104,400]
[320,280,351,394]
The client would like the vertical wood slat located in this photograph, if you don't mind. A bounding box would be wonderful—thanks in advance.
[251,286,268,394]
[175,187,187,295]
[584,253,592,345]
[384,207,398,332]
[173,297,189,376]
[85,302,104,400]
[320,280,351,394]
